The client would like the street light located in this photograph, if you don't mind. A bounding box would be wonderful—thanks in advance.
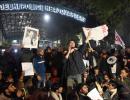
[44,14,50,22]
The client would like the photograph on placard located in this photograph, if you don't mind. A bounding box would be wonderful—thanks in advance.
[22,26,39,48]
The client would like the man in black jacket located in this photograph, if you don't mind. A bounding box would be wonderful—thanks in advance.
[63,33,90,93]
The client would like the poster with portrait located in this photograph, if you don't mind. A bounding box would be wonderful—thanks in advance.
[22,26,39,48]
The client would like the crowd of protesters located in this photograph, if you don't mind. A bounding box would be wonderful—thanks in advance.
[0,35,130,100]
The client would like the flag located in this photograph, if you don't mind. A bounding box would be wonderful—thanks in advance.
[115,30,125,49]
[83,24,108,41]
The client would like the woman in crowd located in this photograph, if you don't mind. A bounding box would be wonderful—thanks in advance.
[82,70,91,84]
[51,83,63,100]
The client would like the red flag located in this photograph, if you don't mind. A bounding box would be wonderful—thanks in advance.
[115,30,125,49]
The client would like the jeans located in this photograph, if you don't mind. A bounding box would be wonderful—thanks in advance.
[37,80,45,88]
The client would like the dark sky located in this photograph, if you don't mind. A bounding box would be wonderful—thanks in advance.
[0,0,98,41]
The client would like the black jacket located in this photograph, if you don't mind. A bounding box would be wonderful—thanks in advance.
[64,43,88,76]
[79,94,91,100]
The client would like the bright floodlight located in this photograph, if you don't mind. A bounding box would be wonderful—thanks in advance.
[2,49,5,52]
[44,14,50,22]
[14,49,18,53]
[12,40,17,44]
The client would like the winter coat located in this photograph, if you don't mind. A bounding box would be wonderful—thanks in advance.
[63,43,88,76]
[33,56,46,80]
